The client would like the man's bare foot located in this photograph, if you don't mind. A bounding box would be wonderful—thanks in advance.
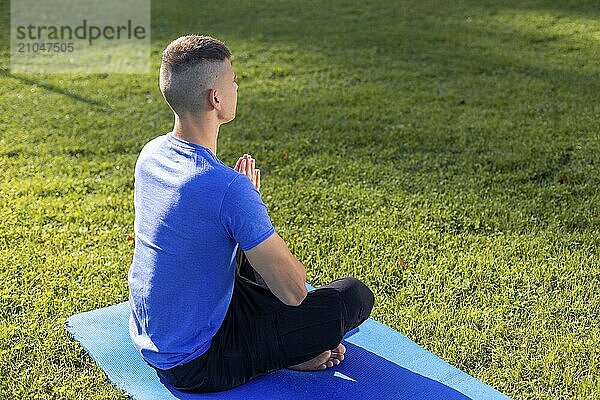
[287,343,346,371]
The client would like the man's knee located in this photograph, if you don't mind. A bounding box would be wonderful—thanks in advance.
[337,277,375,327]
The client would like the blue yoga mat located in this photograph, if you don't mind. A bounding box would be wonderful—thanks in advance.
[65,283,510,400]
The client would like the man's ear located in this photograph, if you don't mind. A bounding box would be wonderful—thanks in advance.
[208,88,221,110]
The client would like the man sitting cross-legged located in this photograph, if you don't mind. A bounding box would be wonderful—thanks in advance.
[128,34,375,393]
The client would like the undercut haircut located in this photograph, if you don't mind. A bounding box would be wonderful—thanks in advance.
[159,35,231,116]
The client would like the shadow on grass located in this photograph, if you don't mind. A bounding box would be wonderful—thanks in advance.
[0,67,111,110]
[148,0,599,146]
[502,1,600,17]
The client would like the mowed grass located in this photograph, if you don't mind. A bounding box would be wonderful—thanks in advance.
[1,0,599,399]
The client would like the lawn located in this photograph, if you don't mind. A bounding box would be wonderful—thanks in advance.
[0,0,599,399]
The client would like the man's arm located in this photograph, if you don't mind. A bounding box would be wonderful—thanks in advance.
[244,232,308,306]
[233,153,306,305]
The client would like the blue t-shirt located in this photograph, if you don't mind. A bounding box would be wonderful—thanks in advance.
[128,131,275,370]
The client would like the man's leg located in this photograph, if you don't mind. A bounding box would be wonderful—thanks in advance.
[316,276,375,336]
[236,247,375,368]
[275,276,375,368]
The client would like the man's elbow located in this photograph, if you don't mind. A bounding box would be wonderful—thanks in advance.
[286,261,308,306]
[285,286,308,307]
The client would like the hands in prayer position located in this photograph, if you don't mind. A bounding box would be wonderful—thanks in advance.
[234,153,260,191]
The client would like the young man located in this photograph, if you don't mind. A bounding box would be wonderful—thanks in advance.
[128,34,375,393]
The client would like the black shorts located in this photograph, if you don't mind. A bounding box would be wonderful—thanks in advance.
[152,247,375,393]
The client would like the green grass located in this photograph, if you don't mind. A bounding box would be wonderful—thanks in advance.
[1,0,599,398]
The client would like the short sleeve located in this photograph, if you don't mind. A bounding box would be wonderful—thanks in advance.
[220,174,275,251]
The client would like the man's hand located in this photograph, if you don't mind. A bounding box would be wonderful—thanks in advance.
[234,153,260,191]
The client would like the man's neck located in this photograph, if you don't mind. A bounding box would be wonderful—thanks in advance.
[172,114,219,156]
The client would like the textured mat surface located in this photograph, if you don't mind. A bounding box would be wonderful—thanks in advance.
[65,283,511,400]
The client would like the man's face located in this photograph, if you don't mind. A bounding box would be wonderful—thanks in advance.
[216,58,238,123]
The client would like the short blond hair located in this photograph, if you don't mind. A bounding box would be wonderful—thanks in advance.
[159,35,231,115]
